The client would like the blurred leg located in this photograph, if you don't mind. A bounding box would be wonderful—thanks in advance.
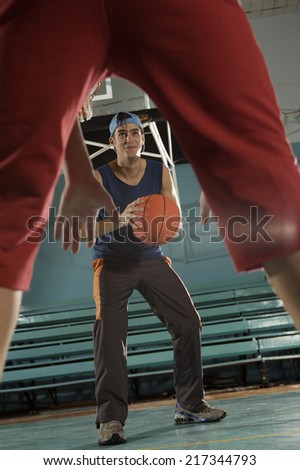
[109,0,300,330]
[0,0,110,373]
[0,288,22,376]
[110,0,300,273]
[263,252,300,330]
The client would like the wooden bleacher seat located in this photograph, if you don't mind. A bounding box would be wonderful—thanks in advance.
[258,331,300,360]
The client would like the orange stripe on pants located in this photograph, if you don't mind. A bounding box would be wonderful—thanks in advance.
[92,258,104,320]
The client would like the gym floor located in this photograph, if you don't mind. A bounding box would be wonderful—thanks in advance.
[0,384,300,451]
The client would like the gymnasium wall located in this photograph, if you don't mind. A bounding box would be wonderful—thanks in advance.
[22,12,300,306]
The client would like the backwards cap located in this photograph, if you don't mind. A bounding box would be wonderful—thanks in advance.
[109,112,143,136]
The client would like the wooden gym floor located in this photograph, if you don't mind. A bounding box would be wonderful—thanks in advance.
[0,384,300,450]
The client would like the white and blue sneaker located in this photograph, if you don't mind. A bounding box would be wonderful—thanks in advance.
[175,401,226,424]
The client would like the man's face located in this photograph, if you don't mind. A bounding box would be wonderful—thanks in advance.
[110,123,145,158]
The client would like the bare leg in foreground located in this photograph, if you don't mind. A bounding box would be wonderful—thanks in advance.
[0,288,22,377]
[263,252,300,330]
[200,193,300,330]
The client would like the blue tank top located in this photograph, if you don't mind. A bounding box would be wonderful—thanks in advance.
[93,159,164,260]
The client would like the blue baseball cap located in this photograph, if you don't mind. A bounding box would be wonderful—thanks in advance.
[109,112,143,136]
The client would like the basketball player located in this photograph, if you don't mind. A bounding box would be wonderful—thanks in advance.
[1,0,300,415]
[92,112,226,445]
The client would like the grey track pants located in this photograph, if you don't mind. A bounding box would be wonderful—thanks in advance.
[93,256,204,427]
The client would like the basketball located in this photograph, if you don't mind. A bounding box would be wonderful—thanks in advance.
[133,194,181,245]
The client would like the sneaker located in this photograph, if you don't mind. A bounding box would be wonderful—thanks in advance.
[98,421,127,445]
[174,400,226,424]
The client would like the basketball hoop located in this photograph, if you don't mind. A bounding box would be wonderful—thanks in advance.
[78,82,101,122]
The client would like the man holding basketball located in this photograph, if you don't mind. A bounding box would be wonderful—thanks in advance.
[92,112,226,445]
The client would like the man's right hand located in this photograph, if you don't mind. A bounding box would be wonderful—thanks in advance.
[120,198,145,229]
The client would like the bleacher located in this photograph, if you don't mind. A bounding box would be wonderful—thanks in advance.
[1,283,300,413]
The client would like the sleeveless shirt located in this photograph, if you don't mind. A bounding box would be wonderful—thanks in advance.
[93,159,164,260]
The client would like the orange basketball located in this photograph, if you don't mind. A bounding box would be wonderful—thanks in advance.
[133,194,181,245]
